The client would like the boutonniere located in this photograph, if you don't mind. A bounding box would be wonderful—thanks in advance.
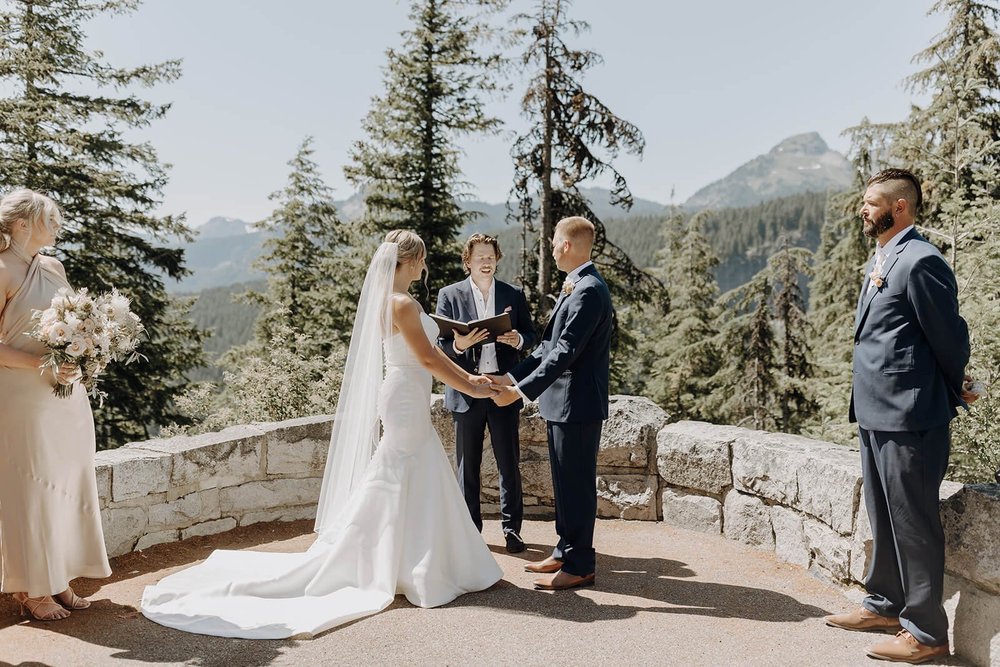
[869,268,885,289]
[561,280,575,296]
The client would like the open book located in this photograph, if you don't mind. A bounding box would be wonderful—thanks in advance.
[429,312,512,345]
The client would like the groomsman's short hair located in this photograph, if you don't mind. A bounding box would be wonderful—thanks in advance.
[868,168,923,214]
[557,216,596,248]
[461,233,503,273]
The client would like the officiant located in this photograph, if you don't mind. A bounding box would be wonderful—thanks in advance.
[435,234,536,553]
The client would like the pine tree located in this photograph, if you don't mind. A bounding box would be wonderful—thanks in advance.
[509,0,654,314]
[345,0,505,311]
[0,0,204,447]
[769,237,817,433]
[246,138,359,355]
[892,0,1000,482]
[644,212,721,420]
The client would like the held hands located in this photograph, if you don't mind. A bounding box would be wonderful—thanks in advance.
[467,374,500,399]
[962,375,985,404]
[486,373,512,387]
[491,386,521,407]
[453,328,490,353]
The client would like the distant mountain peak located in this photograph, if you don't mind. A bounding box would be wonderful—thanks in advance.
[684,132,852,210]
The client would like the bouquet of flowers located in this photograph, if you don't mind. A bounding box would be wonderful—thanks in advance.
[27,287,146,402]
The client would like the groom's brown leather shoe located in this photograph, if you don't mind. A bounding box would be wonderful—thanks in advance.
[866,630,950,663]
[533,571,595,590]
[825,607,902,633]
[524,556,563,574]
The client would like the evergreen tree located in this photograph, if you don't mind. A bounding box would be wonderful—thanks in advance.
[345,0,505,311]
[644,212,721,420]
[246,138,359,355]
[769,237,818,433]
[0,0,204,447]
[714,274,778,431]
[509,0,653,313]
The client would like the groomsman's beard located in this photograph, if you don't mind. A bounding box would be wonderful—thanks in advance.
[863,211,895,239]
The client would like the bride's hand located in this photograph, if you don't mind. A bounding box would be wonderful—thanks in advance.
[468,383,500,399]
[468,374,494,386]
[48,362,81,385]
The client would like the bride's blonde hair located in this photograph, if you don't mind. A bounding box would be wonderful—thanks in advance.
[385,229,428,294]
[0,188,63,253]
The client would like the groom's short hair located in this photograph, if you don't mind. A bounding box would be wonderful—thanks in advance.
[557,216,596,248]
[867,168,922,214]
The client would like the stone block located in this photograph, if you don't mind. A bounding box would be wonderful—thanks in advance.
[942,484,1000,594]
[598,396,668,470]
[139,425,265,491]
[136,530,179,551]
[240,505,317,527]
[219,478,323,514]
[98,447,171,502]
[731,431,861,535]
[596,474,658,521]
[95,460,112,509]
[771,506,810,568]
[943,573,1000,667]
[723,489,774,549]
[656,421,740,494]
[660,487,722,534]
[181,517,238,540]
[101,506,148,557]
[266,435,328,476]
[147,489,221,530]
[803,517,852,582]
[257,414,333,444]
[850,497,873,585]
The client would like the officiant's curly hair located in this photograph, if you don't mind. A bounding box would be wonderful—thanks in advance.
[0,188,62,253]
[460,233,503,274]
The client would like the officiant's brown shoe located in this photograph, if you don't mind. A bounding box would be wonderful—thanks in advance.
[825,607,902,633]
[533,571,595,591]
[524,556,563,574]
[867,630,950,663]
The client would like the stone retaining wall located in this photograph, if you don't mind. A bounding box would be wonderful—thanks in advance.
[94,397,999,666]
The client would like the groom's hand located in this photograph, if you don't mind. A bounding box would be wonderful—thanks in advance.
[486,374,512,387]
[492,386,520,407]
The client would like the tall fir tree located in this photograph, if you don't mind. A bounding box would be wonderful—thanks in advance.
[0,0,204,447]
[769,237,817,433]
[345,0,505,311]
[892,0,1000,482]
[245,137,359,356]
[643,212,721,420]
[509,0,655,314]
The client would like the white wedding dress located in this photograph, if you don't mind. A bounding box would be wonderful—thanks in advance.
[140,311,503,638]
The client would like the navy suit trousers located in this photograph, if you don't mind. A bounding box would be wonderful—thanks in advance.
[548,420,602,576]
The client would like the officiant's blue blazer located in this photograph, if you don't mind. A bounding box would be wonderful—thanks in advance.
[511,264,613,424]
[436,278,536,413]
[849,227,969,432]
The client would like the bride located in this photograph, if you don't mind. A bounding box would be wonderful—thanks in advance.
[141,230,504,638]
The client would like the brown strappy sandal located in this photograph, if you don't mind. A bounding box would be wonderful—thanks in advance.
[12,593,72,621]
[54,587,91,610]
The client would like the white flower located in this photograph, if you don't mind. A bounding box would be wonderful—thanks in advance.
[81,318,97,333]
[65,338,86,358]
[64,314,82,333]
[50,323,70,344]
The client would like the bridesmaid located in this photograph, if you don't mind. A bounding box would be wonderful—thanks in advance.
[0,189,111,621]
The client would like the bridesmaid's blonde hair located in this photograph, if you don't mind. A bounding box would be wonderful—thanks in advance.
[0,189,62,252]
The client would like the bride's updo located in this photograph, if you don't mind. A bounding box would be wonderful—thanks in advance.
[0,188,62,252]
[385,229,425,266]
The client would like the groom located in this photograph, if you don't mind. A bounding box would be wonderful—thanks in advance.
[491,216,613,591]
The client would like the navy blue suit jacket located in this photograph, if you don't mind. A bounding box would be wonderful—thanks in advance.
[510,264,613,423]
[849,228,969,432]
[436,278,536,414]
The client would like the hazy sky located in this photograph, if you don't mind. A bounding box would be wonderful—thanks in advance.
[85,1,946,226]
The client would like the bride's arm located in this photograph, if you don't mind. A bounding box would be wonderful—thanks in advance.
[391,295,495,398]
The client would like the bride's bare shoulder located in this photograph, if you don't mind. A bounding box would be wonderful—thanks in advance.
[389,292,419,312]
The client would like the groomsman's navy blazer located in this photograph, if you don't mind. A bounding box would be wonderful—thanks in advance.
[849,227,969,431]
[511,264,613,424]
[436,278,536,414]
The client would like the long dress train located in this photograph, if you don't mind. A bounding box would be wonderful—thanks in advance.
[140,312,502,638]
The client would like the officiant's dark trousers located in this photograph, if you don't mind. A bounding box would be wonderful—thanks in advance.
[455,398,523,535]
[859,426,950,647]
[548,420,602,576]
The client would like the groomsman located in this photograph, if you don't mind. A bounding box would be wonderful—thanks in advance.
[436,234,536,553]
[825,168,979,664]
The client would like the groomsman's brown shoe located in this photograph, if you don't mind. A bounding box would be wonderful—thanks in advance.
[866,630,950,663]
[825,607,902,633]
[533,570,595,590]
[524,556,563,574]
